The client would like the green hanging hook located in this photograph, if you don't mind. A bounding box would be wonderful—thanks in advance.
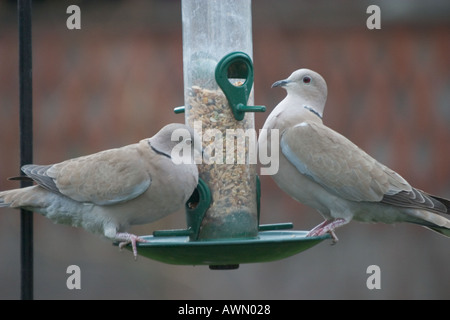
[215,52,266,121]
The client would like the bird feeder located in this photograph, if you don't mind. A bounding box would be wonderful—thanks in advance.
[128,0,330,269]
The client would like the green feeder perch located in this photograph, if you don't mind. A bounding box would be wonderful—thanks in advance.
[123,0,330,269]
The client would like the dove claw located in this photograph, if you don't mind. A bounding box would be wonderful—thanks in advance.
[306,218,347,243]
[329,230,339,244]
[115,233,148,260]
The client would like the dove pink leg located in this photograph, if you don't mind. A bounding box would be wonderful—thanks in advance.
[115,233,148,260]
[307,218,348,243]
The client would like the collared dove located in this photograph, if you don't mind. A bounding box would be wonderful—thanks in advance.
[0,123,200,259]
[259,68,450,241]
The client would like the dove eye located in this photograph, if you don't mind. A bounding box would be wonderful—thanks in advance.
[302,76,311,84]
[185,138,192,145]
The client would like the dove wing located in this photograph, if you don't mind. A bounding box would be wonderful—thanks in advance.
[280,121,412,203]
[22,144,151,206]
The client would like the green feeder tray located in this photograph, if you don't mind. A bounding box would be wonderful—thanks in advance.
[127,229,329,269]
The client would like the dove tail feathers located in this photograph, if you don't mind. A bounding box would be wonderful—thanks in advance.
[425,226,450,238]
[0,186,47,209]
[406,208,450,238]
[0,190,14,207]
[429,195,450,214]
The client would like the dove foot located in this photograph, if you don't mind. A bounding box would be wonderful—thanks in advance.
[115,233,148,260]
[307,218,347,243]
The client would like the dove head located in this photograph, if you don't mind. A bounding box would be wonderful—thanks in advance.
[272,69,327,118]
[149,123,202,164]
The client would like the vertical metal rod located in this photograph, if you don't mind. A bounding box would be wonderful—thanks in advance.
[18,0,33,300]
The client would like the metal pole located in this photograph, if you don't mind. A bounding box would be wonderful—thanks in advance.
[18,0,33,300]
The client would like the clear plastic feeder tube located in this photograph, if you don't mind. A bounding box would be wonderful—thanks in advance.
[182,0,258,239]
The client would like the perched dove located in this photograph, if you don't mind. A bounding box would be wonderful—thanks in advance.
[0,123,200,259]
[259,68,450,241]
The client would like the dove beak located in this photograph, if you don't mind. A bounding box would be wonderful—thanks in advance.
[272,79,290,88]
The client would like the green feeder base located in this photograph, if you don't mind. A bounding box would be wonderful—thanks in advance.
[120,227,330,269]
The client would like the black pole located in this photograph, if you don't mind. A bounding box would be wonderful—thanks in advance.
[18,0,33,300]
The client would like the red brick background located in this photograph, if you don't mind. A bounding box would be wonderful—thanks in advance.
[0,0,449,299]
